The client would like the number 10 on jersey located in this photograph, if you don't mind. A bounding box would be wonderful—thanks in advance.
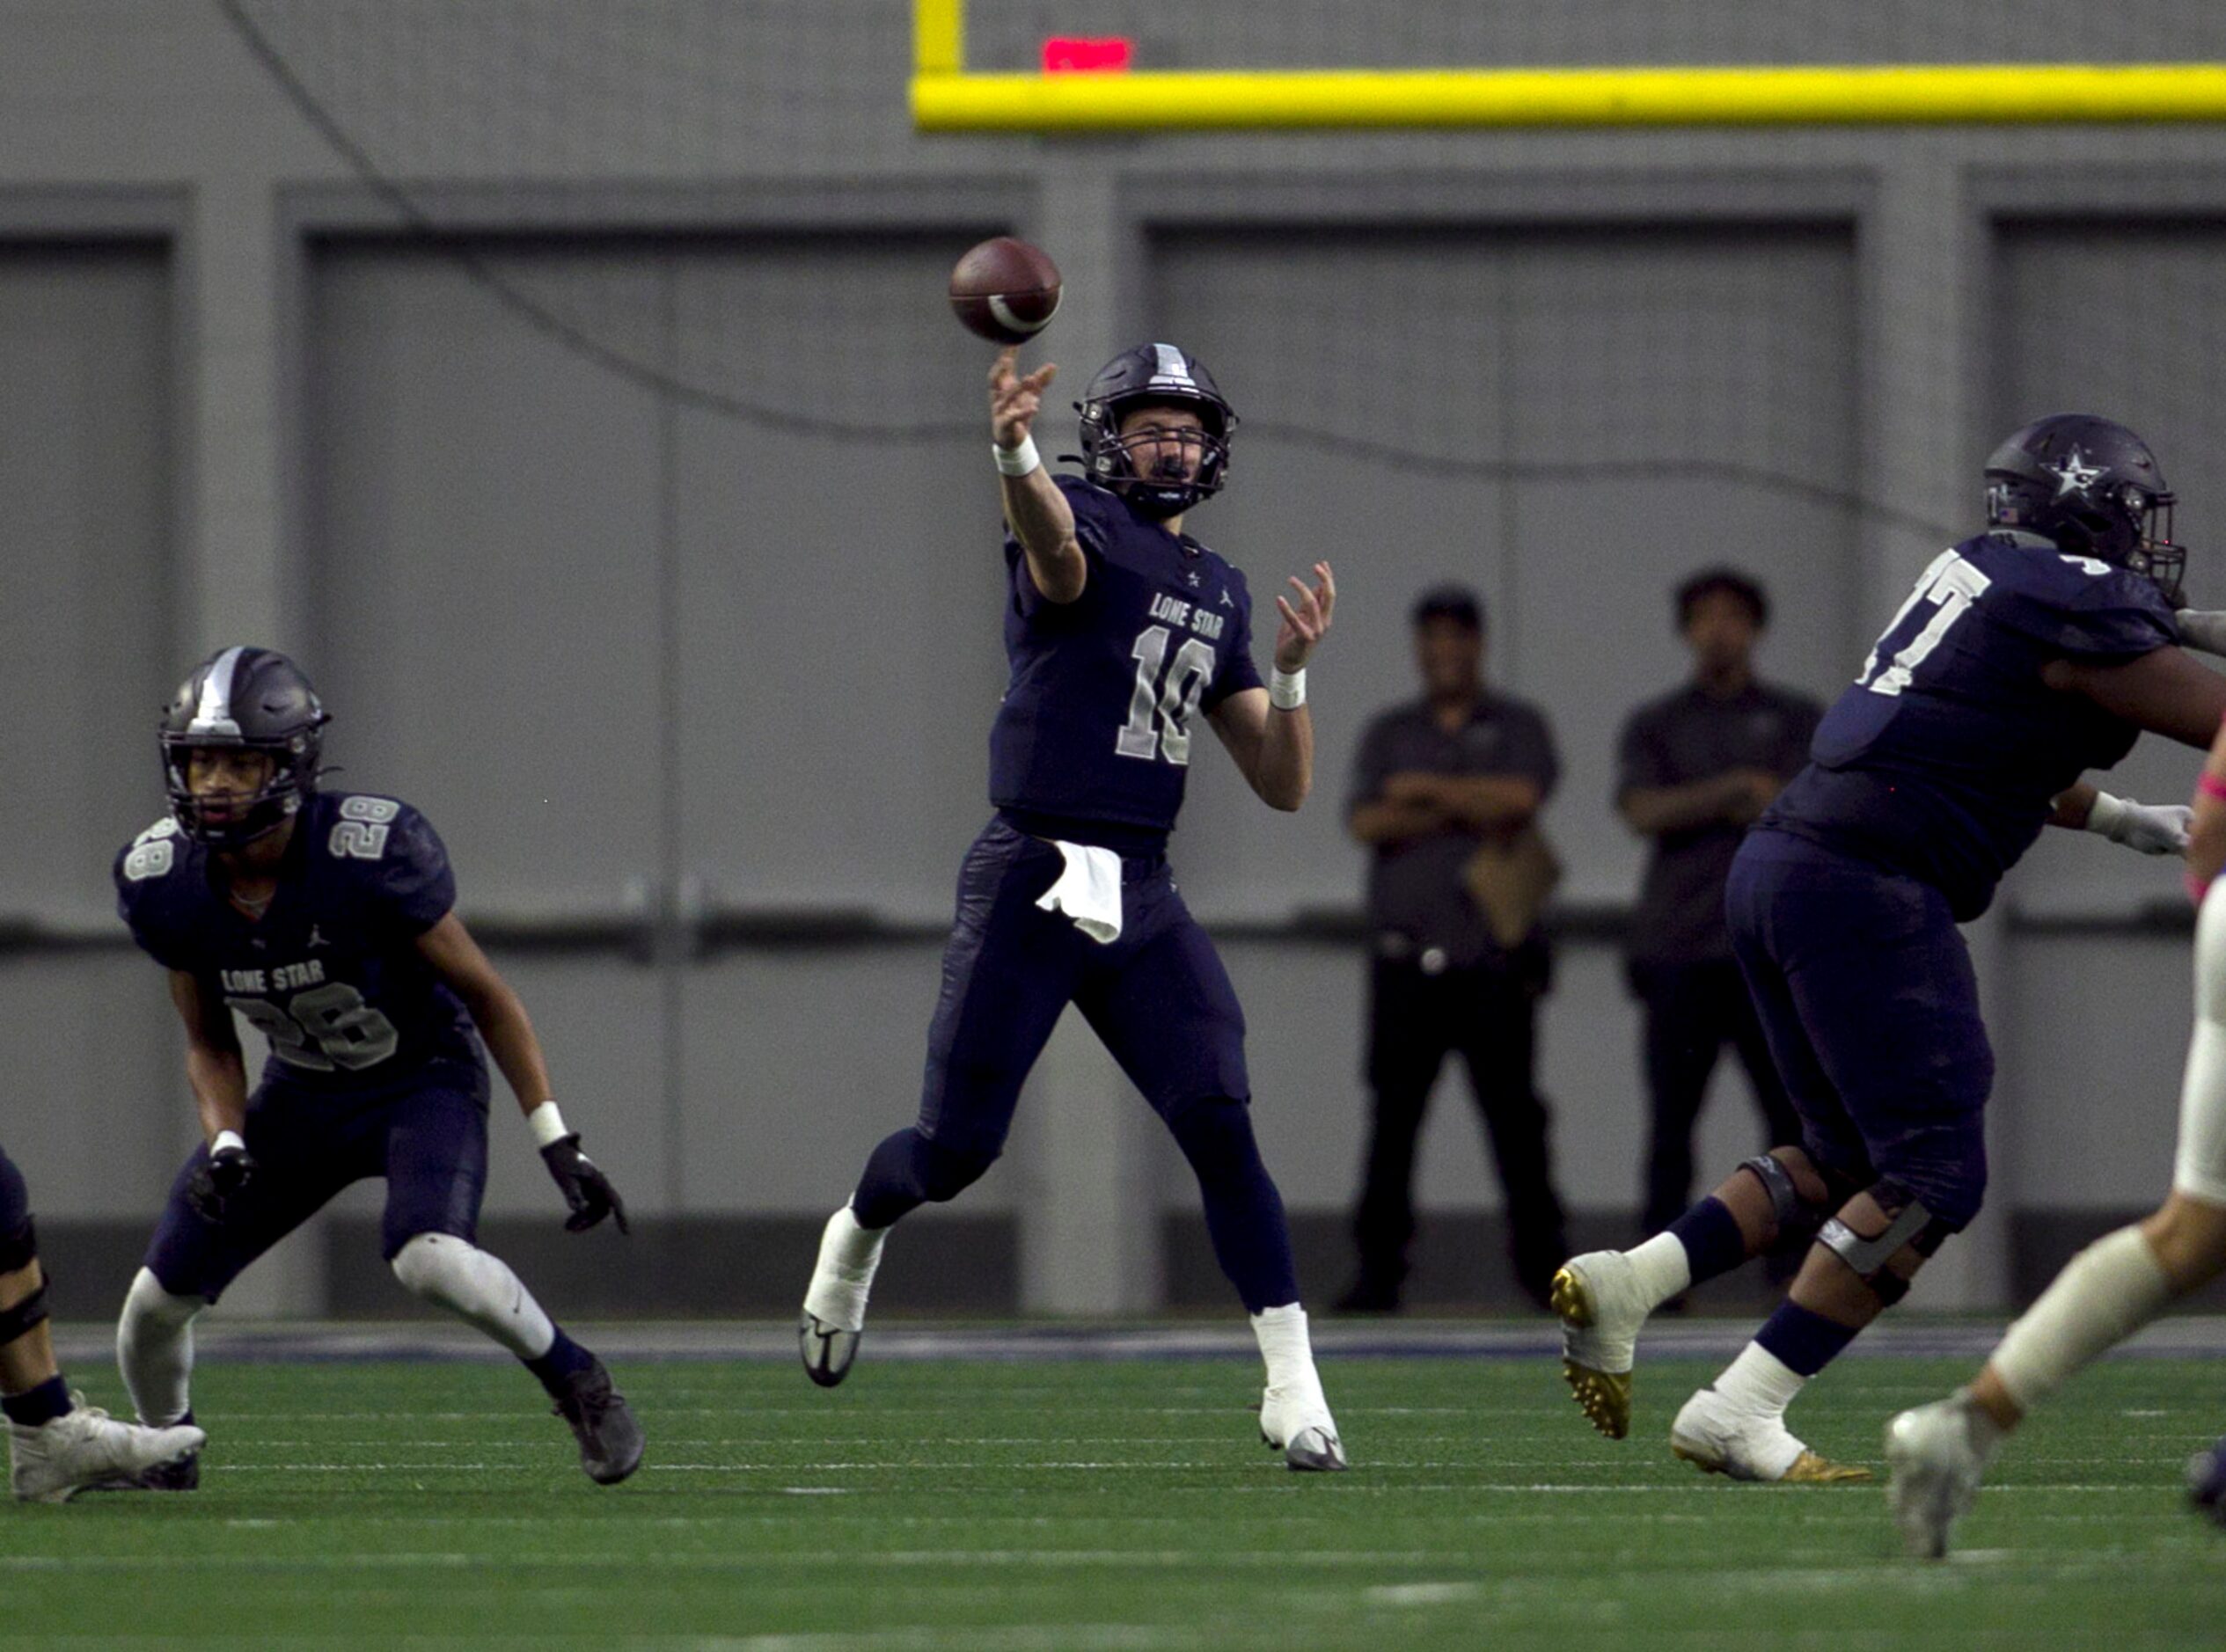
[1118,625,1215,765]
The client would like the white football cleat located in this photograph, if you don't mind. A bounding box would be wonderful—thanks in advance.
[10,1398,205,1504]
[1885,1397,1990,1557]
[1259,1380,1348,1473]
[1551,1249,1651,1440]
[798,1206,884,1389]
[1669,1385,1869,1484]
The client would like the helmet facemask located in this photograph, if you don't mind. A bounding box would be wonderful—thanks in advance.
[1081,400,1232,520]
[163,731,320,849]
[1068,344,1240,522]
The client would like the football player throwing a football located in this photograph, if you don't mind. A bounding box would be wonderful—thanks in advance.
[1555,415,2226,1481]
[798,342,1348,1471]
[111,647,643,1488]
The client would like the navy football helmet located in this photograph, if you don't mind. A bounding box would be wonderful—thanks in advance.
[160,647,329,848]
[1985,413,2183,603]
[1069,342,1238,520]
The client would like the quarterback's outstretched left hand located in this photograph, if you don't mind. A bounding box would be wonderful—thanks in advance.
[542,1135,631,1234]
[1274,561,1336,672]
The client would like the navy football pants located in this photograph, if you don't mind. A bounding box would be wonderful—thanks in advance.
[912,818,1250,1151]
[1725,829,1990,1227]
[144,1061,492,1304]
[853,817,1298,1311]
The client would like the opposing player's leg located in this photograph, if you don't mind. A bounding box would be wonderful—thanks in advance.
[802,822,1082,1385]
[0,1149,202,1502]
[1080,885,1344,1472]
[1556,837,1858,1443]
[379,1078,641,1486]
[114,1115,356,1489]
[1888,883,2226,1554]
[1673,848,1988,1484]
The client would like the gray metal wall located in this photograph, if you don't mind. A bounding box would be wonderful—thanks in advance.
[4,2,2224,1315]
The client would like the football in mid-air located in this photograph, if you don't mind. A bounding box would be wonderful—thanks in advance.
[948,236,1062,345]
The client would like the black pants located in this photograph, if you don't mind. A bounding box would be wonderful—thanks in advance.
[1351,957,1567,1303]
[1633,957,1802,1236]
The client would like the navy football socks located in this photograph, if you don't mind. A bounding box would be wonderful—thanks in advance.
[524,1327,596,1396]
[1666,1195,1750,1287]
[2,1374,72,1429]
[1754,1299,1863,1378]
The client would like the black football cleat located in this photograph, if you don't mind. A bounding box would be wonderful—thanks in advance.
[551,1358,644,1486]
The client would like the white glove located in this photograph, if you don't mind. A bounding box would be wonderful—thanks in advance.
[2175,610,2226,658]
[2085,791,2193,855]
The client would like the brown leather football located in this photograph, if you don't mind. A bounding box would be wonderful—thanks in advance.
[948,237,1063,345]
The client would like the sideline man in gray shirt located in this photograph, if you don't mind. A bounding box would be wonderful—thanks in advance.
[1616,567,1821,1241]
[1337,586,1569,1312]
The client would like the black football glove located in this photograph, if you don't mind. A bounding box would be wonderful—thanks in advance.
[187,1142,257,1224]
[540,1134,629,1234]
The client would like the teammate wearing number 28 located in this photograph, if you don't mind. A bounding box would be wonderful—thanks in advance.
[1556,413,2226,1481]
[111,647,643,1488]
[799,341,1347,1470]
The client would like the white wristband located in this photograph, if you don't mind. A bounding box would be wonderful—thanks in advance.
[993,435,1041,478]
[211,1129,245,1157]
[2084,790,2129,841]
[526,1100,571,1150]
[1269,667,1307,711]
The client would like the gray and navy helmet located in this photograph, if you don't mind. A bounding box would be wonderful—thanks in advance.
[1986,413,2184,604]
[160,647,329,848]
[1069,342,1238,520]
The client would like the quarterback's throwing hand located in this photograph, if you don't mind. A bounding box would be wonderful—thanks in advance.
[990,347,1058,450]
[187,1140,256,1225]
[542,1135,631,1234]
[1275,561,1336,672]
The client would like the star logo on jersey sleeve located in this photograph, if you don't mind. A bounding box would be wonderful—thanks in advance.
[2047,446,2105,498]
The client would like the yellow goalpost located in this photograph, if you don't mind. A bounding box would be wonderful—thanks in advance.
[911,0,2226,131]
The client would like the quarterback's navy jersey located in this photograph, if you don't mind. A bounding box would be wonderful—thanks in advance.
[1765,530,2178,919]
[115,792,479,1090]
[988,475,1265,845]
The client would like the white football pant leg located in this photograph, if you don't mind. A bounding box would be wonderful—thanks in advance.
[116,1268,201,1427]
[390,1232,556,1361]
[2173,881,2226,1206]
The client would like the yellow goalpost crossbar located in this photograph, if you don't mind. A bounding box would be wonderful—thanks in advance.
[912,1,2226,131]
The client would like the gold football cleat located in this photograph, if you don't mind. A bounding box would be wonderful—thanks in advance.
[1671,1438,1871,1483]
[1782,1451,1872,1484]
[1552,1265,1631,1441]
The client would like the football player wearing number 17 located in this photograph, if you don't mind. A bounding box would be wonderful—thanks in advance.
[109,647,643,1488]
[799,341,1348,1471]
[1555,414,2226,1481]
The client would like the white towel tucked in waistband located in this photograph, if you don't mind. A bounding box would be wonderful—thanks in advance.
[1035,840,1124,943]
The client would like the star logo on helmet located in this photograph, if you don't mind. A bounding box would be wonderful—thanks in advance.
[2047,446,2105,498]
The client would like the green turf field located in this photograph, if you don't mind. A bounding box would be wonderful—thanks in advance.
[5,1351,2217,1650]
